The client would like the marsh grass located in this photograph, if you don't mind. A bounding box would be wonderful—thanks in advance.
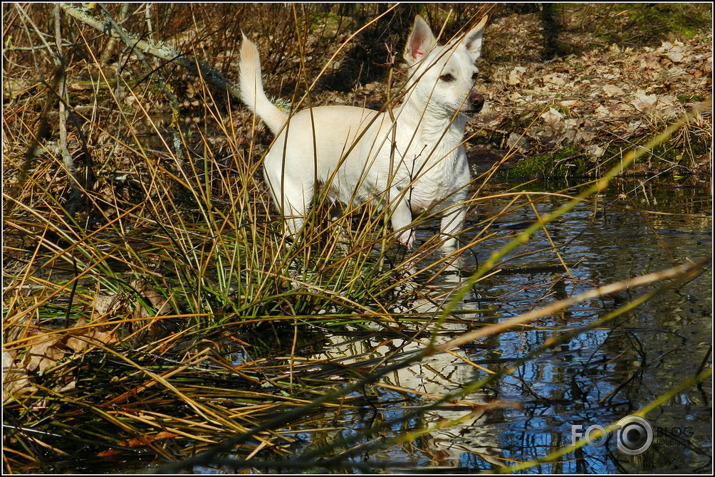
[2,3,711,473]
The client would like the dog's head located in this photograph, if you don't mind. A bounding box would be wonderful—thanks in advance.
[403,15,486,116]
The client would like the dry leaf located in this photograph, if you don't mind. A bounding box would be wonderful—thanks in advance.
[541,107,563,124]
[63,319,119,353]
[3,349,38,398]
[602,84,624,97]
[4,318,120,399]
[24,337,66,374]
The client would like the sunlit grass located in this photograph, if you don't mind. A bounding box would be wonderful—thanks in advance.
[2,3,710,474]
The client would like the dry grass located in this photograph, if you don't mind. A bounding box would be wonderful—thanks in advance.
[2,3,711,473]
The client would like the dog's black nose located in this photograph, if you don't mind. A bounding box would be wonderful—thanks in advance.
[470,91,485,113]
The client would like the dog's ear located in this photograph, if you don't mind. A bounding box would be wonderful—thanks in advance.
[404,15,436,65]
[462,15,487,60]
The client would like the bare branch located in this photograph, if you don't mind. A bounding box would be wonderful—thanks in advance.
[58,3,241,100]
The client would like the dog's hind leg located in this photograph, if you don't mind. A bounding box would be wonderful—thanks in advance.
[264,166,313,240]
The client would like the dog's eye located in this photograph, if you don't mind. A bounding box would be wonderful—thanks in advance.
[439,73,455,82]
[471,72,479,81]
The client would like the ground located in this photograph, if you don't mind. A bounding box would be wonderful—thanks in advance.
[257,4,712,180]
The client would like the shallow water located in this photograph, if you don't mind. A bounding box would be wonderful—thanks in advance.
[18,179,709,474]
[284,179,712,473]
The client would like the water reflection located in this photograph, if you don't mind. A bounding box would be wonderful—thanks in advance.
[293,182,711,473]
[308,309,504,470]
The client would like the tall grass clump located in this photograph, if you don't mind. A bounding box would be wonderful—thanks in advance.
[2,4,470,470]
[3,3,710,473]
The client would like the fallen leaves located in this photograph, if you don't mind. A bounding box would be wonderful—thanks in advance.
[3,319,119,400]
[2,279,182,401]
[477,25,711,157]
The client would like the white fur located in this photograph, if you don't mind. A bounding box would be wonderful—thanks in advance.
[240,15,487,250]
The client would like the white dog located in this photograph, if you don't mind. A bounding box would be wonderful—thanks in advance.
[240,15,486,250]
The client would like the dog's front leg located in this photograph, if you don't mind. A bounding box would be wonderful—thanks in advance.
[439,204,467,251]
[389,193,415,248]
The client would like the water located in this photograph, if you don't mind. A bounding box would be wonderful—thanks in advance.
[285,179,712,473]
[14,179,708,473]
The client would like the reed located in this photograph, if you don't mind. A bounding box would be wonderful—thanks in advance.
[3,4,710,473]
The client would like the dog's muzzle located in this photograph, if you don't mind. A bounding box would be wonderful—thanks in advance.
[469,91,485,113]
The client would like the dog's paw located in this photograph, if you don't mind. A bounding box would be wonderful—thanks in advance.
[396,229,416,249]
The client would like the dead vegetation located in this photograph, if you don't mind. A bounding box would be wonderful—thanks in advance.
[477,6,711,178]
[2,3,712,473]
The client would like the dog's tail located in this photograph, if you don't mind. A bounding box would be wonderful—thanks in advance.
[239,35,288,135]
